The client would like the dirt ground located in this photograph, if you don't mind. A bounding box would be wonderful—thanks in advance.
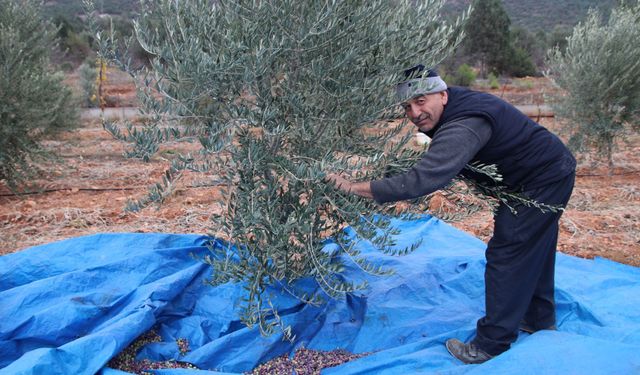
[1,75,639,267]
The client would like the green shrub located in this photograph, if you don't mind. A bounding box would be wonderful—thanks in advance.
[546,3,640,164]
[61,30,93,65]
[60,61,75,72]
[78,59,98,107]
[0,0,78,189]
[454,64,477,86]
[488,72,500,89]
[440,67,456,86]
[504,46,537,77]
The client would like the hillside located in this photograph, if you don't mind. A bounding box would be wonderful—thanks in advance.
[44,0,618,33]
[444,0,618,31]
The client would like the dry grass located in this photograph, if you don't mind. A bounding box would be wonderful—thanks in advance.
[1,77,639,267]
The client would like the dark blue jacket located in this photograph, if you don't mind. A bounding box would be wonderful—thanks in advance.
[427,87,576,191]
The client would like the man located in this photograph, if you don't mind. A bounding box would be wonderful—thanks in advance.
[327,65,576,364]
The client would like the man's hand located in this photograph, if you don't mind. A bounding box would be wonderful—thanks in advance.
[325,173,374,199]
[325,173,353,193]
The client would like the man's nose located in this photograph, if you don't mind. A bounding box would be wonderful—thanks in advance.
[407,104,421,119]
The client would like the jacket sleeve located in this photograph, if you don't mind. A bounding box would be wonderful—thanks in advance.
[370,116,492,204]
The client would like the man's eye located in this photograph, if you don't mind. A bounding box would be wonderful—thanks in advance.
[417,99,426,105]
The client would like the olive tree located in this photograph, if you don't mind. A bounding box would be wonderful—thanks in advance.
[546,3,640,165]
[0,0,77,189]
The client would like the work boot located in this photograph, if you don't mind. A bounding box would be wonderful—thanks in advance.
[445,338,494,364]
[519,321,558,334]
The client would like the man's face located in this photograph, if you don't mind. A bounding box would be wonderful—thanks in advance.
[401,91,448,133]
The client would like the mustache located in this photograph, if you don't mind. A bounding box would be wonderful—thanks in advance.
[410,113,430,123]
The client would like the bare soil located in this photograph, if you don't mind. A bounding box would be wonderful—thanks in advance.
[1,75,639,267]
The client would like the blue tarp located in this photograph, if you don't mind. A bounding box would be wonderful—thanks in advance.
[1,215,639,374]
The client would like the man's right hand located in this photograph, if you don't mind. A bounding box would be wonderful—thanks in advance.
[325,173,374,199]
[325,173,353,193]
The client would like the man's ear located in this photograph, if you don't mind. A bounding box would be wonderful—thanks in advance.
[440,91,448,105]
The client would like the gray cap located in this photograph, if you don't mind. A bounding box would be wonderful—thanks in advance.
[396,65,447,102]
[396,75,448,102]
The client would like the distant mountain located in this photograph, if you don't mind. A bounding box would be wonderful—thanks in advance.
[444,0,618,32]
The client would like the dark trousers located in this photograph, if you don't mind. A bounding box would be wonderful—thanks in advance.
[471,172,575,356]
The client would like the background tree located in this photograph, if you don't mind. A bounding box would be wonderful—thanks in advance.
[462,0,539,77]
[546,2,640,166]
[464,0,512,76]
[0,0,77,190]
[504,26,539,77]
